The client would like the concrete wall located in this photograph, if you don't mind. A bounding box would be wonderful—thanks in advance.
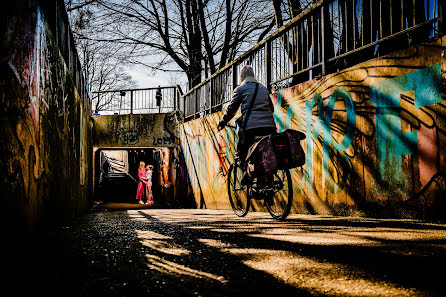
[92,112,195,207]
[0,0,93,232]
[179,37,446,219]
[92,113,179,148]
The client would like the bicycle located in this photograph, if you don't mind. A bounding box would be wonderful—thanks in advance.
[227,155,293,220]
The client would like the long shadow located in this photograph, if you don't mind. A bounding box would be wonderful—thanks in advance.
[8,210,445,297]
[284,216,446,230]
[135,211,317,296]
[135,211,446,296]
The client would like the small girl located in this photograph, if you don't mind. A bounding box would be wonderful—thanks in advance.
[136,161,147,204]
[144,165,154,205]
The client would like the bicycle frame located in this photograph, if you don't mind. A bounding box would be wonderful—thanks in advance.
[230,157,282,198]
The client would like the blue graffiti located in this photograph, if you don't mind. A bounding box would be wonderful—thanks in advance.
[269,64,441,196]
[370,64,441,196]
[274,89,356,194]
[273,92,285,132]
[312,89,356,193]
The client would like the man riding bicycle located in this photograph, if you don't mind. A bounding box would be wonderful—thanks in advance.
[217,65,276,163]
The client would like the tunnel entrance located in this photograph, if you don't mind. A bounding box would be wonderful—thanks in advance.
[94,147,172,204]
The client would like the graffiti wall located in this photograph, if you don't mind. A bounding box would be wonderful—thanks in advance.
[180,37,446,219]
[92,112,179,148]
[0,0,93,232]
[180,112,236,209]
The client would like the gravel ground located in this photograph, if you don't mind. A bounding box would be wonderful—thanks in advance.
[6,208,446,297]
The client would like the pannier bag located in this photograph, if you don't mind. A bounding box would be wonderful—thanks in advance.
[245,129,306,178]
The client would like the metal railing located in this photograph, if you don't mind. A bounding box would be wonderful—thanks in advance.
[41,0,91,114]
[92,86,183,115]
[182,0,444,121]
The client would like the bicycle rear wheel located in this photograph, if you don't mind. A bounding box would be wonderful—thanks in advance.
[227,163,251,217]
[265,169,293,220]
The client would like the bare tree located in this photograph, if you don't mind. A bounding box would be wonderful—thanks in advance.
[66,1,138,112]
[198,0,275,76]
[67,0,275,90]
[271,0,313,65]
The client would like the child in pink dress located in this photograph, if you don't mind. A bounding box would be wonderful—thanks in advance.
[136,161,148,204]
[144,165,154,205]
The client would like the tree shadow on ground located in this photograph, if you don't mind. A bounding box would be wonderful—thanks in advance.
[5,210,446,297]
[134,211,446,296]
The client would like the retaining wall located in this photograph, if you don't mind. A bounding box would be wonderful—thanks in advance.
[180,37,446,219]
[92,113,179,148]
[0,0,93,232]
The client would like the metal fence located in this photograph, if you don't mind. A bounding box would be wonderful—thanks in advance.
[182,0,444,121]
[92,86,182,115]
[41,0,91,114]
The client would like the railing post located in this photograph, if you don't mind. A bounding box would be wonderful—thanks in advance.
[266,39,272,93]
[439,0,446,36]
[183,95,187,118]
[209,77,213,114]
[232,64,238,90]
[174,85,182,115]
[194,90,198,119]
[173,88,177,111]
[321,3,326,75]
[130,90,133,114]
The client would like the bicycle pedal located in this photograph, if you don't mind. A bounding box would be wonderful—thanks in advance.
[249,189,265,200]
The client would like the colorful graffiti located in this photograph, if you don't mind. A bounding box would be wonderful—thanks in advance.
[0,1,92,231]
[93,113,177,148]
[7,5,47,140]
[180,112,236,209]
[179,37,446,218]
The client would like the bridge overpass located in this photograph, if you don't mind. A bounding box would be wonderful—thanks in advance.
[1,0,446,235]
[91,108,192,207]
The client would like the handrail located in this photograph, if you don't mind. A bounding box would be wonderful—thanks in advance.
[181,0,324,98]
[41,0,92,115]
[92,85,182,94]
[92,86,182,115]
[181,0,443,121]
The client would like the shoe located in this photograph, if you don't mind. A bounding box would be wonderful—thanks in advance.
[138,200,144,204]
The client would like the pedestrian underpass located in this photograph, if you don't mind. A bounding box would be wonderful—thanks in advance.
[2,0,446,296]
[91,110,193,208]
[2,0,446,234]
[95,148,173,205]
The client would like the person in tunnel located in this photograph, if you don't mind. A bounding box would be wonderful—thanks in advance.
[136,161,149,204]
[144,164,154,205]
[217,65,276,163]
[101,157,110,183]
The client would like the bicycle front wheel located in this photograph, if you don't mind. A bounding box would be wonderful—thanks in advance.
[265,169,293,220]
[227,164,251,217]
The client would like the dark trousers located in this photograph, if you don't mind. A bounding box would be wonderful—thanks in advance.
[237,127,276,162]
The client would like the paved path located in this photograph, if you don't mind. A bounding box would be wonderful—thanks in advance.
[7,209,446,296]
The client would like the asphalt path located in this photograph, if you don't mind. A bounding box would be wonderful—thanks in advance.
[6,209,446,296]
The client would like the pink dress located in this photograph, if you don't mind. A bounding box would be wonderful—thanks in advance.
[136,168,147,201]
[145,170,153,204]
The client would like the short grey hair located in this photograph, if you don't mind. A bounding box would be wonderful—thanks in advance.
[240,65,255,83]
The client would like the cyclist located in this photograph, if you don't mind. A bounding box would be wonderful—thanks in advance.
[217,65,276,164]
